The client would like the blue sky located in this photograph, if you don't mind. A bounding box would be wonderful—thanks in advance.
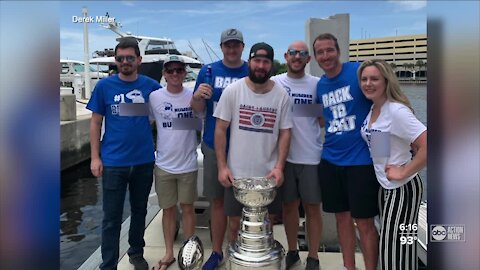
[60,1,426,63]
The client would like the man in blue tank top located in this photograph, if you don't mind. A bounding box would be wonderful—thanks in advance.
[87,38,161,270]
[313,33,380,270]
[191,28,249,270]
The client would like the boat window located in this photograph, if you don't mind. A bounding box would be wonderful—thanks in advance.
[73,63,98,72]
[73,63,85,72]
[61,63,70,74]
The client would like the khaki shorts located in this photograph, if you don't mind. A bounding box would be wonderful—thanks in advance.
[154,166,198,209]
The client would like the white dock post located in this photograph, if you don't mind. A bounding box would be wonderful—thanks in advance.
[82,7,91,99]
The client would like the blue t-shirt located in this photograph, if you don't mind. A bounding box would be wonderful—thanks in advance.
[194,60,249,149]
[86,74,161,166]
[316,62,372,165]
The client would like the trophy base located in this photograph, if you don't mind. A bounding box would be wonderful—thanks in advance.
[227,240,285,270]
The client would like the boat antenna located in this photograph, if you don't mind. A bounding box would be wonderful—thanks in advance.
[188,40,204,63]
[100,13,126,37]
[202,39,214,63]
[202,39,221,61]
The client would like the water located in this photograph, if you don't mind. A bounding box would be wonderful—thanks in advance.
[60,161,131,270]
[59,83,427,269]
[401,83,427,200]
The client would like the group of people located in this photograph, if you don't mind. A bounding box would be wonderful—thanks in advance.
[87,29,427,270]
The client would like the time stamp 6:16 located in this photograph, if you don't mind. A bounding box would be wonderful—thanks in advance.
[399,223,418,245]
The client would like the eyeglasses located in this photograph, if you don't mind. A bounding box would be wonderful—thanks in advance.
[115,55,137,63]
[287,49,309,57]
[165,67,185,74]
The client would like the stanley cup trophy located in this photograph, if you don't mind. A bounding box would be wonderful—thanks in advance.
[228,177,285,270]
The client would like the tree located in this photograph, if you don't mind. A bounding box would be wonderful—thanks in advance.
[402,62,416,80]
[272,60,287,75]
[415,59,425,70]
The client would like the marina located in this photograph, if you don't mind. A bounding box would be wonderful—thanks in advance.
[60,7,428,270]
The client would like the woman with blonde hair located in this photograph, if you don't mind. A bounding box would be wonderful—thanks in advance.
[358,59,427,270]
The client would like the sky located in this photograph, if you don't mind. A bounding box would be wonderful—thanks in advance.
[60,1,427,63]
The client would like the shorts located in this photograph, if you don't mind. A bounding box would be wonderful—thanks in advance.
[318,159,380,218]
[224,185,283,216]
[154,166,198,209]
[201,142,225,199]
[280,162,322,204]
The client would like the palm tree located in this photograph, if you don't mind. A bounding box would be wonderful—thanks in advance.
[415,60,427,79]
[403,62,416,80]
[416,60,425,70]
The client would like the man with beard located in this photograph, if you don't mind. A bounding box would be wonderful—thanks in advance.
[271,41,323,270]
[87,38,161,270]
[191,28,249,270]
[213,42,292,245]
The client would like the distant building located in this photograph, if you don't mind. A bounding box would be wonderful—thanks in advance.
[349,34,427,80]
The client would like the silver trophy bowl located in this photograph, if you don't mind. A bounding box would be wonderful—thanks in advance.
[232,177,277,208]
[229,177,285,270]
[178,235,204,270]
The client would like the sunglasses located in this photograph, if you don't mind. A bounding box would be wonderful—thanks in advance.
[115,55,137,63]
[165,67,186,74]
[287,49,309,57]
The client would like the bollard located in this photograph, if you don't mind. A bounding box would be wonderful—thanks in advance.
[60,93,77,121]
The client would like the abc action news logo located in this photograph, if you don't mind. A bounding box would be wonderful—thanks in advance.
[430,224,465,242]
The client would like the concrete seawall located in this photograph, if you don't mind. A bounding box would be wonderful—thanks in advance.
[61,98,92,171]
[61,114,91,170]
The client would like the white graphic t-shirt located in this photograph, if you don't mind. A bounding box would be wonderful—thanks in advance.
[213,78,292,178]
[272,73,322,164]
[360,100,426,189]
[150,87,198,173]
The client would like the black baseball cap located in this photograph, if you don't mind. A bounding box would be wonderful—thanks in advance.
[249,42,274,62]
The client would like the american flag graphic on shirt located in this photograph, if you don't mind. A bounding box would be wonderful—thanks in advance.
[238,104,277,134]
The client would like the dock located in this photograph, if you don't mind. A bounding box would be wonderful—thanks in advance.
[78,189,367,270]
[117,210,365,270]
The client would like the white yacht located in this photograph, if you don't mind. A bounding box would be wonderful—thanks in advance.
[90,19,202,88]
[60,59,109,99]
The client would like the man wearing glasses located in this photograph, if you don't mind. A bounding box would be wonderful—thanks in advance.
[190,28,249,270]
[149,55,199,270]
[272,41,323,270]
[87,38,161,270]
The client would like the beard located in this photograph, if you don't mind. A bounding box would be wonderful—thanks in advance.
[248,66,271,84]
[118,64,136,76]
